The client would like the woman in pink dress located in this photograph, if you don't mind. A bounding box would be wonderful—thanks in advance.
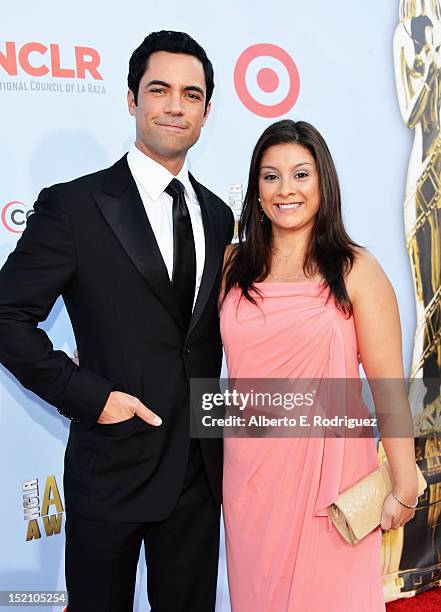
[220,120,418,611]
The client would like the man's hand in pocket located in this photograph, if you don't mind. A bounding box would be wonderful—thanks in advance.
[97,391,162,426]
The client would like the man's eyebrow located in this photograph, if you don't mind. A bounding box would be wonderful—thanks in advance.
[145,80,205,97]
[144,80,170,89]
[183,85,205,97]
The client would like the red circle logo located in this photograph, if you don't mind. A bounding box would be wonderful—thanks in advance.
[1,200,31,233]
[234,44,300,118]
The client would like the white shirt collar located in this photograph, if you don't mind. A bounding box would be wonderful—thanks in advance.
[127,143,194,201]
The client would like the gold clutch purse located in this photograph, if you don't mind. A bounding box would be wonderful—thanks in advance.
[327,462,427,545]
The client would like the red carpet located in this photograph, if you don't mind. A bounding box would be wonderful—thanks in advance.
[386,587,441,611]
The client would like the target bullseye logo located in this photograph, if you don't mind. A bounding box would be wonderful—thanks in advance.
[234,43,300,118]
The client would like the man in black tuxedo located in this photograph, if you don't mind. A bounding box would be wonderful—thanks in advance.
[0,31,234,611]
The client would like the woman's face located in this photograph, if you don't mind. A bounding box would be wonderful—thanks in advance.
[258,143,320,235]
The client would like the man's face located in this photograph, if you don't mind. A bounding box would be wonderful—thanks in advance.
[127,51,211,166]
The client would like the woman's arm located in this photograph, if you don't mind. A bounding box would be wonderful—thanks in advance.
[347,249,418,529]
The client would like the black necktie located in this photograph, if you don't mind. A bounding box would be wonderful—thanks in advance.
[164,178,196,330]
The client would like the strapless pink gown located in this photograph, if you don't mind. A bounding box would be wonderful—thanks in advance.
[220,282,385,611]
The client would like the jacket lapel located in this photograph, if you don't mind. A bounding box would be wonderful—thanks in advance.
[92,155,184,330]
[187,173,223,339]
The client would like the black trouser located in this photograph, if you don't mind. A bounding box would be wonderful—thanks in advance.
[65,441,220,612]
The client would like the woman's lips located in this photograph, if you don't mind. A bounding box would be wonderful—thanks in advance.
[273,202,303,214]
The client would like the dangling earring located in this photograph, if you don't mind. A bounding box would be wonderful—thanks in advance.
[258,197,265,224]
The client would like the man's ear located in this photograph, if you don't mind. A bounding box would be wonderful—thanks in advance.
[127,89,137,116]
[202,100,212,127]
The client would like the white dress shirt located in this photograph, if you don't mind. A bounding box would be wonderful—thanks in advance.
[127,144,205,308]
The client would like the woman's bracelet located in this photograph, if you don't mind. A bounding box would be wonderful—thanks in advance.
[392,491,418,509]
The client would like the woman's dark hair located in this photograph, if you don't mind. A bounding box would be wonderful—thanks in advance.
[223,119,360,315]
[128,30,214,112]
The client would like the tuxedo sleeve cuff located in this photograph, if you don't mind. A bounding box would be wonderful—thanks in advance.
[55,367,114,430]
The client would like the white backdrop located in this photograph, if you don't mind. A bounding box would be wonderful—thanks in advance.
[0,2,413,610]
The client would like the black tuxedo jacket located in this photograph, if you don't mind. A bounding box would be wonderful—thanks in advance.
[0,155,234,522]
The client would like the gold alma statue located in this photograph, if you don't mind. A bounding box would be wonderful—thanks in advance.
[382,0,441,601]
[396,0,440,392]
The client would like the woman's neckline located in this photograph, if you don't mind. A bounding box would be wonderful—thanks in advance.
[254,280,325,286]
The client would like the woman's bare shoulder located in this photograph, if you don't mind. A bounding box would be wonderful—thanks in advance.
[346,247,392,301]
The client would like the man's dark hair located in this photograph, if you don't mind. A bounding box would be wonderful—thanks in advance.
[128,30,214,112]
